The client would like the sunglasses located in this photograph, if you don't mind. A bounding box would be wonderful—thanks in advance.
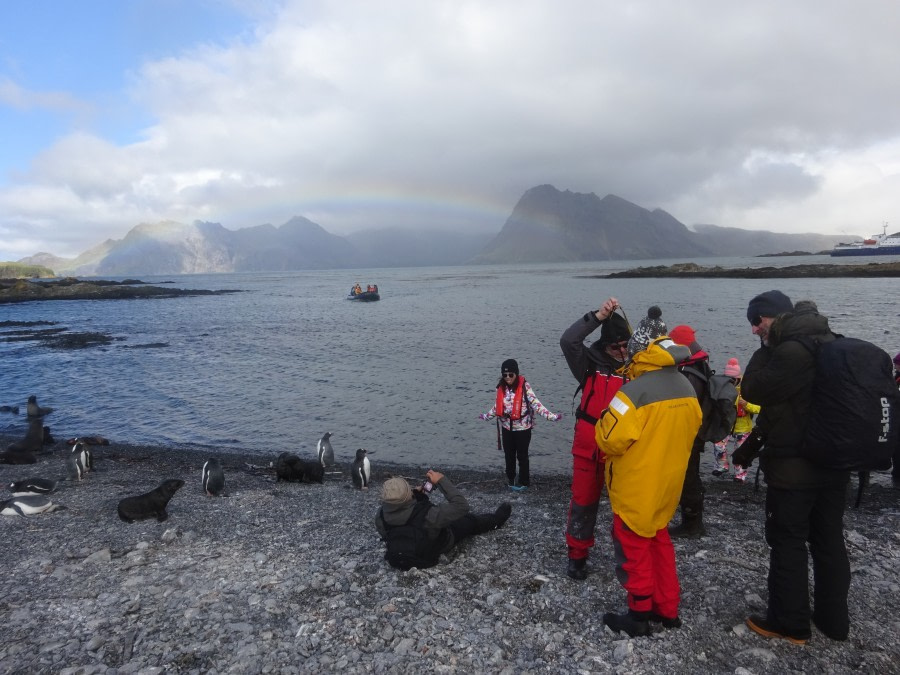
[502,372,517,377]
[750,315,763,327]
[608,341,629,351]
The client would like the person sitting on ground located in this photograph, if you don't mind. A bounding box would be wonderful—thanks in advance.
[375,470,512,570]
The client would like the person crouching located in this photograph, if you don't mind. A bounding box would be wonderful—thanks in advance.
[595,336,703,636]
[375,470,512,570]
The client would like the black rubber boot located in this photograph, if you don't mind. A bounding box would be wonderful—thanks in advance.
[566,556,587,581]
[493,502,512,529]
[603,610,651,637]
[668,505,706,539]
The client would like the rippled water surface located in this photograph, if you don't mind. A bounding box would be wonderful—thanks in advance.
[2,258,896,475]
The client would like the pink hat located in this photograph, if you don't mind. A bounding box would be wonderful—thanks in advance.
[724,358,741,378]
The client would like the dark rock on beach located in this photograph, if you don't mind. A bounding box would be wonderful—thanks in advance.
[0,277,242,304]
[601,261,900,278]
[0,435,897,673]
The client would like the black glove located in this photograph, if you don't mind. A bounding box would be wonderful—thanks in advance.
[732,429,765,469]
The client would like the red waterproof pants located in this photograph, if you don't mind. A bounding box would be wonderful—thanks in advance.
[565,454,605,559]
[611,513,680,619]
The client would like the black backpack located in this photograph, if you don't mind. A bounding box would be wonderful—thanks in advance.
[793,335,899,471]
[681,363,740,443]
[380,502,441,570]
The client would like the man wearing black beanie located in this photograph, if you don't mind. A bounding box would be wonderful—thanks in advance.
[739,292,851,646]
[559,297,632,580]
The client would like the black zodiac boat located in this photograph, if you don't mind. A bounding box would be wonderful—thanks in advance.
[347,284,380,301]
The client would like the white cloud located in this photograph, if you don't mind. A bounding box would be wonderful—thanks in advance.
[3,0,900,259]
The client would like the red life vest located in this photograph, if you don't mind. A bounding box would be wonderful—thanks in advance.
[496,376,527,421]
[571,369,626,460]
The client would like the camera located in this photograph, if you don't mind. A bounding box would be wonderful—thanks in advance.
[422,480,433,493]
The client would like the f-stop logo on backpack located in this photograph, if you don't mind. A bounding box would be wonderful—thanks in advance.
[879,396,892,443]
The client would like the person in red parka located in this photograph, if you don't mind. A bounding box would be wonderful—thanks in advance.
[559,297,632,580]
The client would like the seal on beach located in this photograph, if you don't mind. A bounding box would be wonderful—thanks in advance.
[202,458,225,496]
[9,478,58,496]
[0,495,65,516]
[117,479,185,523]
[351,448,370,490]
[63,436,109,446]
[26,395,53,419]
[275,452,305,482]
[317,432,335,467]
[0,451,38,465]
[7,418,44,453]
[300,458,324,484]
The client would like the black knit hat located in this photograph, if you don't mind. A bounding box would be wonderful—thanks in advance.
[501,359,519,375]
[598,313,632,346]
[747,290,793,323]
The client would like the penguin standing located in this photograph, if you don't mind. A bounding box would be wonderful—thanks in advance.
[317,432,335,467]
[9,478,58,496]
[26,395,53,418]
[67,441,92,480]
[0,495,65,516]
[202,458,225,496]
[351,448,370,490]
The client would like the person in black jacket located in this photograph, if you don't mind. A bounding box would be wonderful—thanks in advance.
[375,470,511,569]
[738,291,851,645]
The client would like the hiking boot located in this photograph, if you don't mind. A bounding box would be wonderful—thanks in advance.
[493,502,512,529]
[603,611,651,637]
[812,614,848,641]
[509,484,527,492]
[734,468,748,482]
[711,468,729,477]
[566,557,587,581]
[649,612,682,629]
[746,615,809,645]
[668,519,706,539]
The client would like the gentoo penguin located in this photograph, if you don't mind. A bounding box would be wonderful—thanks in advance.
[202,458,225,496]
[9,478,58,496]
[66,441,92,480]
[0,495,65,516]
[275,452,305,482]
[117,479,184,522]
[317,432,335,467]
[351,448,370,490]
[26,395,53,419]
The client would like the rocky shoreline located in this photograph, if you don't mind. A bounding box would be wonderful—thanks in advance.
[0,278,241,304]
[599,261,900,278]
[0,433,897,674]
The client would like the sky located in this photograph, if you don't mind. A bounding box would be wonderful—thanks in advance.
[2,0,900,261]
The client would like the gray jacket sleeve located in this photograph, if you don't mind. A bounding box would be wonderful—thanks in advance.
[560,311,603,379]
[424,477,470,530]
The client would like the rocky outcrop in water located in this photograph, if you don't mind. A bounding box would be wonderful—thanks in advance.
[0,277,241,304]
[601,261,900,278]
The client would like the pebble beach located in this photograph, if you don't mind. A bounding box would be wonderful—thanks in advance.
[1,436,898,675]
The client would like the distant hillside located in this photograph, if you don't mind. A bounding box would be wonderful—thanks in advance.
[0,262,54,279]
[346,228,492,267]
[471,185,850,263]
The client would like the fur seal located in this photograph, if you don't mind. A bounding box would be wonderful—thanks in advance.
[9,478,58,496]
[0,451,37,465]
[275,452,306,482]
[117,479,184,522]
[299,458,324,484]
[0,495,65,516]
[7,418,44,453]
[351,448,370,490]
[202,458,225,496]
[317,432,335,467]
[26,395,53,419]
[64,436,109,446]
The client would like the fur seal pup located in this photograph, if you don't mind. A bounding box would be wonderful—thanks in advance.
[117,479,184,522]
[26,395,53,419]
[351,448,370,490]
[7,418,44,453]
[0,495,65,516]
[9,478,58,496]
[202,458,225,496]
[275,452,305,482]
[299,459,324,484]
[0,451,37,465]
[317,432,335,467]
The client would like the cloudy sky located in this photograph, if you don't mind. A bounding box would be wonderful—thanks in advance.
[2,0,899,261]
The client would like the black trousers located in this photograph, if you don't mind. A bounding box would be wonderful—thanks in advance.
[678,436,706,515]
[764,484,850,638]
[501,427,532,486]
[448,512,499,545]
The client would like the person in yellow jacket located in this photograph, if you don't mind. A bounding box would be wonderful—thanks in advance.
[595,335,702,637]
[712,357,761,481]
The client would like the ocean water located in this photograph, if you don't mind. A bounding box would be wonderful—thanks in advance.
[2,257,897,476]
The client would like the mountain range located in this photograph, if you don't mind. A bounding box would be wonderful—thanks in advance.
[18,185,852,276]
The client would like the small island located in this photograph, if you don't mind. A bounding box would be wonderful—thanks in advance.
[0,277,242,304]
[599,261,900,278]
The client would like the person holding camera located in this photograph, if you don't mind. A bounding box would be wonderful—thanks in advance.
[375,470,512,570]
